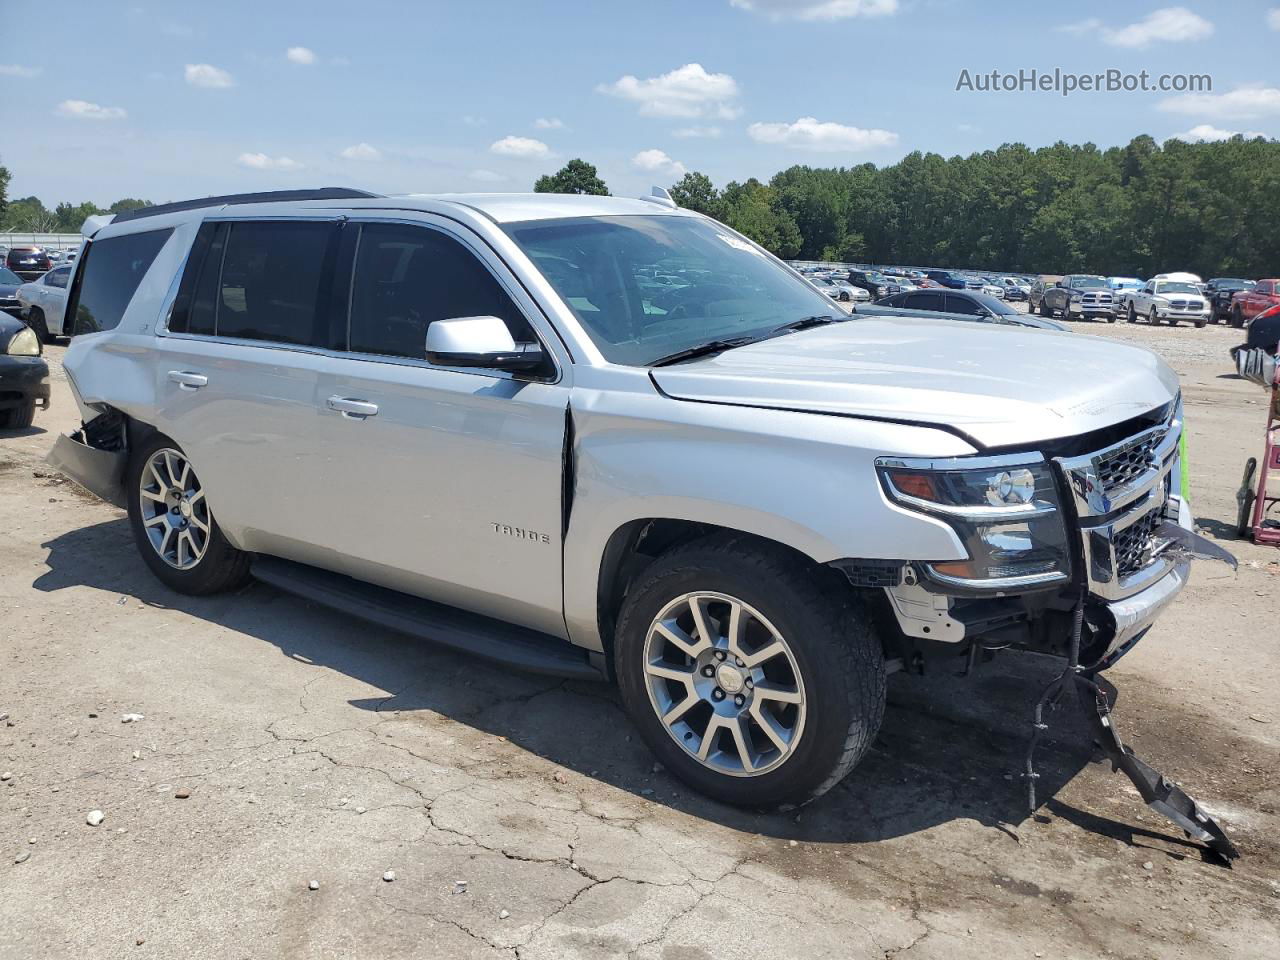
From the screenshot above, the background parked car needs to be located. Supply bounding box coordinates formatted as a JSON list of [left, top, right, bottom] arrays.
[[998, 277, 1030, 300], [858, 291, 1067, 330], [16, 264, 72, 342], [1027, 275, 1062, 312], [1228, 278, 1280, 328], [1124, 278, 1210, 327], [923, 269, 967, 289], [6, 246, 53, 281], [0, 309, 50, 429], [1203, 278, 1254, 324], [1038, 274, 1116, 322], [0, 267, 25, 318]]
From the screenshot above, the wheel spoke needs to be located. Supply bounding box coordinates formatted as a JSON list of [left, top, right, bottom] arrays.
[[662, 692, 700, 726], [724, 600, 746, 659], [178, 460, 192, 492], [176, 531, 190, 567], [750, 702, 790, 755], [189, 514, 210, 534], [159, 525, 174, 557], [163, 452, 180, 489], [687, 597, 717, 652], [752, 681, 803, 705], [739, 638, 786, 669], [645, 661, 696, 685], [147, 461, 168, 494], [725, 715, 758, 772], [653, 620, 708, 659], [143, 514, 168, 529], [140, 487, 167, 503], [697, 715, 727, 761]]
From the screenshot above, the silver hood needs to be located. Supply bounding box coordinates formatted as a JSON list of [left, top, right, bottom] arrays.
[[650, 318, 1180, 449]]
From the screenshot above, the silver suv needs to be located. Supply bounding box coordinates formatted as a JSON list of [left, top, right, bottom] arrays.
[[49, 188, 1200, 811]]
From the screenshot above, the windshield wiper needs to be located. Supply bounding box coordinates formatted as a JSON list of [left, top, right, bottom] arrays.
[[771, 314, 843, 335], [650, 336, 760, 367]]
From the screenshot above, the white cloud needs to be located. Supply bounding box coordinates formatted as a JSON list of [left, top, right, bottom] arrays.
[[632, 149, 687, 177], [534, 117, 565, 129], [490, 135, 551, 159], [1060, 7, 1213, 48], [747, 116, 898, 151], [1173, 124, 1266, 142], [469, 169, 508, 183], [0, 64, 41, 78], [599, 63, 741, 119], [185, 63, 234, 88], [729, 0, 897, 20], [1158, 86, 1280, 120], [1270, 8, 1280, 30], [237, 152, 302, 170], [339, 142, 381, 160], [286, 46, 317, 65], [56, 100, 127, 121], [672, 125, 722, 138]]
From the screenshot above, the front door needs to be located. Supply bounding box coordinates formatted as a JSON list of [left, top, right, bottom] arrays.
[[312, 218, 571, 638]]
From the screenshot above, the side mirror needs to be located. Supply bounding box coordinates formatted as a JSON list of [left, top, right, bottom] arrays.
[[425, 316, 545, 373]]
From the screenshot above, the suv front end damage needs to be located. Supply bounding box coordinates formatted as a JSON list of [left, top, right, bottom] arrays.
[[865, 400, 1242, 859]]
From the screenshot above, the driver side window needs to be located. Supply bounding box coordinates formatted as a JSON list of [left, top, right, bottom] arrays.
[[347, 223, 532, 360]]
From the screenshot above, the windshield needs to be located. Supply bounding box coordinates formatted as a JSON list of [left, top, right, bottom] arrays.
[[505, 215, 837, 366], [1156, 282, 1200, 295], [1068, 276, 1107, 289], [975, 294, 1019, 315], [0, 267, 20, 284]]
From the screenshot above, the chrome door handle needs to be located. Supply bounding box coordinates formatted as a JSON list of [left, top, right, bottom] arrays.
[[168, 370, 208, 390], [327, 396, 379, 419]]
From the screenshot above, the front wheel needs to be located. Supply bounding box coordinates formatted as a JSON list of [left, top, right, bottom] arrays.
[[126, 434, 251, 595], [26, 308, 51, 344], [1231, 305, 1245, 328], [615, 535, 886, 809], [0, 399, 35, 429], [1127, 303, 1137, 323]]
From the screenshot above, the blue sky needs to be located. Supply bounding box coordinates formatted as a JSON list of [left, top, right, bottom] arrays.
[[2, 1, 1278, 205]]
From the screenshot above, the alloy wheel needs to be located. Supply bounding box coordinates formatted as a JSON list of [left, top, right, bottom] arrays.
[[642, 592, 806, 777], [138, 448, 211, 570]]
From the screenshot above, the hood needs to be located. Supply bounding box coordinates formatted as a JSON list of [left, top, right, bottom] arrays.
[[0, 282, 18, 298], [650, 318, 1179, 449]]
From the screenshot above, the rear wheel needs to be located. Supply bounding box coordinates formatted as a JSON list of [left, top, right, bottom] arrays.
[[1127, 303, 1137, 323], [0, 399, 35, 429], [615, 535, 886, 809], [26, 308, 51, 344], [126, 434, 251, 595], [1231, 305, 1245, 328], [1237, 458, 1258, 539], [1039, 299, 1052, 318]]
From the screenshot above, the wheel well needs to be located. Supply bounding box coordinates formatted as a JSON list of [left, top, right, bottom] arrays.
[[595, 519, 840, 663]]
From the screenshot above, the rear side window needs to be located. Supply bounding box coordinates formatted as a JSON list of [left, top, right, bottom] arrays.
[[346, 222, 532, 359], [215, 221, 334, 345], [904, 291, 944, 312], [944, 293, 981, 315], [69, 228, 172, 335]]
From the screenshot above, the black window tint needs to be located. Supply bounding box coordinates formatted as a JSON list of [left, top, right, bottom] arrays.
[[905, 291, 944, 311], [71, 228, 173, 335], [170, 222, 227, 336], [46, 267, 70, 288], [348, 222, 532, 359], [216, 221, 333, 345], [944, 293, 981, 315]]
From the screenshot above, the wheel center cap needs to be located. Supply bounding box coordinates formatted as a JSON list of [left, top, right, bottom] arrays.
[[179, 500, 192, 519], [715, 663, 746, 695]]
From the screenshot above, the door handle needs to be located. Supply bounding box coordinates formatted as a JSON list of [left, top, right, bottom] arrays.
[[168, 370, 208, 390], [327, 396, 379, 419]]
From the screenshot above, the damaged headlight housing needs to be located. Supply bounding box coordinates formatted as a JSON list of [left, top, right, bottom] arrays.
[[878, 455, 1071, 591]]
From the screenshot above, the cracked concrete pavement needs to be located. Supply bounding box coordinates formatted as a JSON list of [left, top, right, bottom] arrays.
[[2, 324, 1279, 959]]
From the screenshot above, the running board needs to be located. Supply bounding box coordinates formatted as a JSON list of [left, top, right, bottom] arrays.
[[251, 556, 604, 681]]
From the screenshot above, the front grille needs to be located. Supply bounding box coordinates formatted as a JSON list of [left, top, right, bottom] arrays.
[[1113, 508, 1161, 578], [1096, 430, 1165, 494]]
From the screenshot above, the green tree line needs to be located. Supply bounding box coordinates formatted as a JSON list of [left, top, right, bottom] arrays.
[[661, 135, 1280, 278], [0, 195, 153, 233]]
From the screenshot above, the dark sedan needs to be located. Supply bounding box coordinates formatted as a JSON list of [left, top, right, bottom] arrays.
[[0, 266, 24, 317], [0, 312, 50, 428], [872, 288, 1067, 330]]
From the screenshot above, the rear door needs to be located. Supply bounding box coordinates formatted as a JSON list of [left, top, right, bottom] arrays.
[[309, 217, 571, 636], [154, 217, 342, 552]]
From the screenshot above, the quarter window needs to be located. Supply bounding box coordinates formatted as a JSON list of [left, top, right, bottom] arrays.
[[346, 222, 532, 359], [70, 228, 173, 336]]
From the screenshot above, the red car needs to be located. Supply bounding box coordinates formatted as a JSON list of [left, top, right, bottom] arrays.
[[5, 246, 53, 282], [1230, 278, 1280, 328]]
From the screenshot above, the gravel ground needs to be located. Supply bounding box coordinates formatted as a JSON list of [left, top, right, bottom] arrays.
[[2, 329, 1278, 960]]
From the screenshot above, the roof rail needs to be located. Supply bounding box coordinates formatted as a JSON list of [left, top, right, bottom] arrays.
[[110, 187, 383, 223]]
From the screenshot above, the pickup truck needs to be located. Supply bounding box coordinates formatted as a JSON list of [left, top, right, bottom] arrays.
[[42, 187, 1235, 850], [1229, 278, 1280, 328], [922, 270, 967, 290], [1204, 278, 1253, 323], [1037, 274, 1117, 322], [1124, 279, 1211, 327]]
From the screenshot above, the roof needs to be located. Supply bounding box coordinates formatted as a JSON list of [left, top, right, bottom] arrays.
[[401, 192, 691, 224]]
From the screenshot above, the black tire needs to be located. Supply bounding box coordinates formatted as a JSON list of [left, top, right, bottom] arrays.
[[26, 308, 52, 344], [1194, 316, 1206, 328], [1149, 308, 1160, 326], [126, 433, 251, 595], [0, 399, 36, 429], [1237, 457, 1258, 539], [615, 534, 886, 809], [1127, 303, 1137, 323], [1039, 299, 1052, 318], [1231, 305, 1245, 328]]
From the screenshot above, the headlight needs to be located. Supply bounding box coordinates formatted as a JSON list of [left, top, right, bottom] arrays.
[[876, 286, 886, 296], [1070, 292, 1082, 301], [6, 326, 40, 356], [877, 456, 1071, 590]]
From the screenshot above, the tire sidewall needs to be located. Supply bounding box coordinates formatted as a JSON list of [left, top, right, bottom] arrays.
[[615, 548, 878, 808]]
